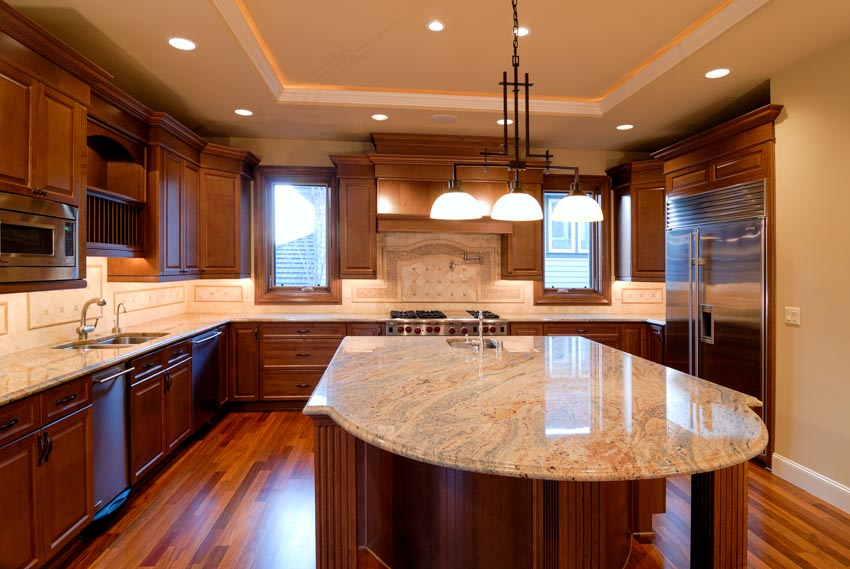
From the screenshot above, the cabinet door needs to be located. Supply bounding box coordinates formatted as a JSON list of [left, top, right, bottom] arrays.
[[339, 178, 377, 278], [40, 407, 93, 558], [32, 84, 83, 205], [0, 431, 43, 569], [501, 183, 543, 280], [229, 323, 259, 401], [0, 61, 35, 197], [164, 360, 193, 453], [621, 323, 645, 358], [129, 374, 165, 483], [647, 324, 665, 365], [631, 185, 665, 280], [162, 152, 184, 276], [200, 170, 243, 276], [261, 370, 323, 401], [182, 162, 200, 274]]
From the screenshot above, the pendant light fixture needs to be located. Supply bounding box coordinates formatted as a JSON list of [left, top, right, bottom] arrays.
[[430, 165, 483, 220], [429, 0, 604, 223]]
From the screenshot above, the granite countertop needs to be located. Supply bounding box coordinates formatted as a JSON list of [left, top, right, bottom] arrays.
[[304, 335, 766, 481], [0, 311, 664, 408]]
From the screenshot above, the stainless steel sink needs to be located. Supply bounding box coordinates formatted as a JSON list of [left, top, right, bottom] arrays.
[[446, 338, 502, 350], [53, 332, 169, 350]]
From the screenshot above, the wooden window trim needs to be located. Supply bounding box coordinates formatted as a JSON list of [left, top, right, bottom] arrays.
[[534, 174, 612, 306], [254, 166, 341, 304]]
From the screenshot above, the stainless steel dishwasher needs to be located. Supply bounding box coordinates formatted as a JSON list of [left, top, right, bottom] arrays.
[[92, 363, 133, 521], [192, 327, 224, 431]]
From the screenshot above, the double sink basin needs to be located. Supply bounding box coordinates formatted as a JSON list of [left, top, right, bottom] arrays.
[[53, 332, 169, 350]]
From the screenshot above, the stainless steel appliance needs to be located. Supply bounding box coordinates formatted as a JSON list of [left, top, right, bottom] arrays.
[[92, 363, 133, 521], [665, 181, 768, 438], [192, 327, 224, 431], [385, 309, 508, 336], [0, 193, 78, 282]]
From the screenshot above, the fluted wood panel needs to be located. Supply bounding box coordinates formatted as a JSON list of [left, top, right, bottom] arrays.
[[312, 416, 358, 569], [691, 462, 748, 569], [558, 480, 631, 569]]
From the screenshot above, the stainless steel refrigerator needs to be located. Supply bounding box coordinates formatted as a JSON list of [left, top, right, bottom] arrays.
[[665, 181, 768, 446]]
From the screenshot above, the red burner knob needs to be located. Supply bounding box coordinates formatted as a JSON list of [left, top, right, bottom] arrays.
[[434, 326, 441, 333], [414, 328, 421, 334], [405, 326, 412, 333], [426, 326, 433, 333], [448, 327, 456, 334], [461, 327, 468, 335], [489, 326, 497, 333]]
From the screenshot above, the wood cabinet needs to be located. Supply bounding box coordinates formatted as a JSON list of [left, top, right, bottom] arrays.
[[229, 323, 260, 402], [259, 323, 345, 403], [501, 182, 544, 280], [509, 322, 544, 336], [647, 323, 665, 365], [128, 341, 193, 482], [544, 322, 622, 350], [199, 144, 258, 278], [339, 178, 378, 278], [621, 323, 646, 358], [608, 160, 665, 282], [346, 322, 384, 336], [161, 152, 199, 277], [0, 59, 85, 207], [0, 376, 93, 569]]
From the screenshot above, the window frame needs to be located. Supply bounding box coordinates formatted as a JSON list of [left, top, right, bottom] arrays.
[[254, 166, 341, 305], [534, 174, 612, 306]]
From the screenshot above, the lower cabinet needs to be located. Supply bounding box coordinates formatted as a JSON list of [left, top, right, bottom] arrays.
[[543, 322, 623, 350], [509, 322, 544, 336], [647, 323, 665, 365], [0, 397, 93, 569], [229, 323, 259, 401], [129, 342, 193, 483]]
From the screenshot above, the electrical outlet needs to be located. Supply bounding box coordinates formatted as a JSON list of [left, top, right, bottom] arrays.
[[784, 306, 801, 326]]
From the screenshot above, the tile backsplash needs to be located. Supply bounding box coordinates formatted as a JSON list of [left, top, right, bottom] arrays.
[[0, 233, 664, 355]]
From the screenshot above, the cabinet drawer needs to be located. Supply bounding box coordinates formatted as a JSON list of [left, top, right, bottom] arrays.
[[260, 322, 346, 339], [544, 323, 621, 336], [260, 339, 342, 368], [345, 322, 384, 336], [41, 377, 92, 424], [130, 351, 165, 384], [261, 371, 323, 400], [0, 396, 39, 447], [509, 322, 543, 336], [165, 340, 192, 366]]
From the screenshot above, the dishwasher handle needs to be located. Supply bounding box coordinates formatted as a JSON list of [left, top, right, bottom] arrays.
[[192, 330, 223, 345], [93, 367, 135, 385]]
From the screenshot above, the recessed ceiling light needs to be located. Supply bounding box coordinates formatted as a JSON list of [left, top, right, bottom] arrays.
[[430, 114, 457, 124], [616, 124, 634, 131], [168, 37, 196, 51], [234, 109, 253, 117], [371, 114, 389, 121], [704, 68, 731, 79], [516, 26, 529, 37], [497, 118, 514, 125], [427, 20, 445, 32]]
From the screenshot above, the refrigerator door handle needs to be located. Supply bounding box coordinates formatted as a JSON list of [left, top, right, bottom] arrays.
[[692, 229, 702, 376], [687, 232, 694, 375], [699, 304, 715, 344]]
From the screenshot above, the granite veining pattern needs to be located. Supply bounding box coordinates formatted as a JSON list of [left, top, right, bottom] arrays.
[[304, 336, 767, 481]]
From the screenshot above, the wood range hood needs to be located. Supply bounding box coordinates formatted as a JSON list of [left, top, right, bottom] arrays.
[[334, 133, 558, 235]]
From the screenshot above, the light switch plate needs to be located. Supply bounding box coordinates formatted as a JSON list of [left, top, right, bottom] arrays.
[[784, 306, 801, 326]]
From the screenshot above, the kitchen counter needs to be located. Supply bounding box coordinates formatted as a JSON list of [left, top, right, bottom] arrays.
[[304, 335, 764, 481], [0, 311, 664, 408]]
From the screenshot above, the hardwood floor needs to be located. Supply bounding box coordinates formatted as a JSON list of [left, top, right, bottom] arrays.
[[64, 412, 850, 569]]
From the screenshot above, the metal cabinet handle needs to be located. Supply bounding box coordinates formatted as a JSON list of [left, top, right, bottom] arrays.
[[295, 353, 311, 357], [37, 434, 45, 466], [43, 431, 53, 462], [0, 418, 18, 430], [56, 393, 78, 406], [172, 350, 185, 357], [576, 329, 590, 334], [296, 329, 310, 334], [296, 383, 310, 388], [93, 367, 135, 384], [164, 371, 172, 392], [143, 362, 156, 369]]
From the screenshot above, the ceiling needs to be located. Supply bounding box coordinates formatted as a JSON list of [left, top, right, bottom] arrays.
[[8, 0, 850, 152]]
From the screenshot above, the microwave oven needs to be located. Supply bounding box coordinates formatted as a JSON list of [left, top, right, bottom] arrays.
[[0, 193, 78, 282]]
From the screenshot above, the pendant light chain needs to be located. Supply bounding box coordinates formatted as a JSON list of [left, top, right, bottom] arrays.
[[512, 0, 520, 66]]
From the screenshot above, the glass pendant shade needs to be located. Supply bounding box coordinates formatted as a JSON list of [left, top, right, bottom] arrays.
[[490, 191, 543, 221], [429, 188, 483, 220], [551, 193, 604, 222]]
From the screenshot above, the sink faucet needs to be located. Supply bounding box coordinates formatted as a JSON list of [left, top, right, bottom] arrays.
[[77, 297, 107, 340], [477, 309, 484, 350], [112, 302, 127, 334]]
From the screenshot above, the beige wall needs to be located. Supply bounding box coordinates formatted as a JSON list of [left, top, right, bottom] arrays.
[[773, 39, 850, 492]]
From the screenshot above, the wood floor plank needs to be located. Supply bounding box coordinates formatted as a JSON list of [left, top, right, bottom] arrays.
[[60, 412, 850, 569]]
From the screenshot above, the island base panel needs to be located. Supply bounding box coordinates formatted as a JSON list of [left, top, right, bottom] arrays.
[[691, 461, 748, 569]]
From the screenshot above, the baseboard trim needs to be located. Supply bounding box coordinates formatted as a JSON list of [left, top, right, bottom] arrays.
[[772, 453, 850, 514]]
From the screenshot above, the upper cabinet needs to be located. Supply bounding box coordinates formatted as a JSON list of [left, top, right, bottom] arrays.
[[332, 155, 377, 279], [607, 160, 665, 282]]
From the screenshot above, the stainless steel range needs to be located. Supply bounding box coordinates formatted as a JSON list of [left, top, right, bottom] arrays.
[[385, 309, 507, 336]]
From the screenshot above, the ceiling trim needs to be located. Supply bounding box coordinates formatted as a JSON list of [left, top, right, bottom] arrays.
[[213, 0, 772, 118]]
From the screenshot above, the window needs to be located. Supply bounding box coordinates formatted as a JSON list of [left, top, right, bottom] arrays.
[[534, 175, 611, 305], [254, 167, 340, 304]]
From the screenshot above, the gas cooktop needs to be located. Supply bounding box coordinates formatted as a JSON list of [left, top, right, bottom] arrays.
[[385, 309, 506, 336]]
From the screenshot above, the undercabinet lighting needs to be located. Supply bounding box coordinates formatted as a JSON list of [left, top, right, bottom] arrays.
[[705, 68, 731, 79], [427, 20, 445, 32], [497, 118, 514, 125], [234, 109, 253, 116], [168, 37, 196, 51], [616, 124, 634, 131], [371, 114, 389, 121]]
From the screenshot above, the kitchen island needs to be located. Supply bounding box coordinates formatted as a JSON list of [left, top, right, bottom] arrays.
[[303, 335, 767, 569]]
